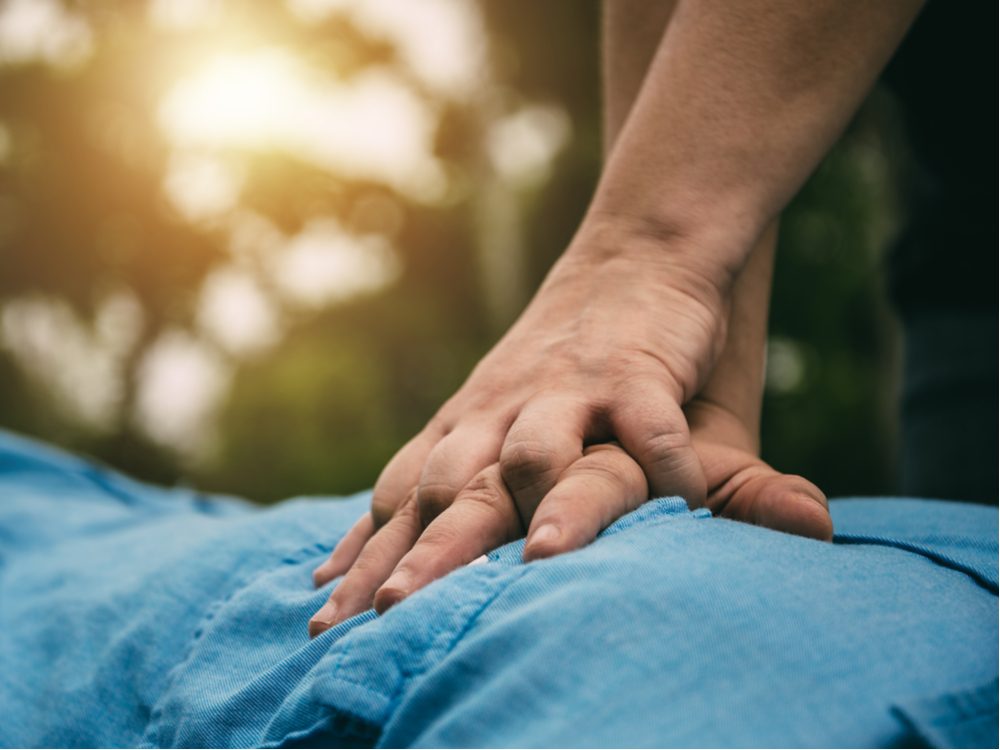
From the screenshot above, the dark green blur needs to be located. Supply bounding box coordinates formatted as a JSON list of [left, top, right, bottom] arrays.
[[0, 1, 904, 503]]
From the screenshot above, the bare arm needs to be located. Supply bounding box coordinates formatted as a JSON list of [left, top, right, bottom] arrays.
[[308, 0, 912, 634], [593, 0, 922, 288], [601, 0, 829, 538], [603, 0, 773, 445]]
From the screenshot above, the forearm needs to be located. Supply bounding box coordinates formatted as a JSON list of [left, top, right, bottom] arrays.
[[593, 0, 922, 287], [603, 0, 774, 448]]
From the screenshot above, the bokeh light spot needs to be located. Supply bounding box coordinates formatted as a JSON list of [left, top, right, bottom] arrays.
[[271, 218, 401, 309], [0, 0, 93, 69]]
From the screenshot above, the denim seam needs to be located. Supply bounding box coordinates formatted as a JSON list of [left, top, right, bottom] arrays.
[[308, 583, 488, 724], [308, 585, 510, 733], [315, 618, 366, 720], [834, 533, 998, 594], [311, 661, 397, 724], [385, 566, 532, 719], [140, 541, 330, 748]]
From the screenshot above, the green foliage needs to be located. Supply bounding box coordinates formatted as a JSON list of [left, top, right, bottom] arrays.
[[0, 0, 904, 502], [765, 92, 903, 496]]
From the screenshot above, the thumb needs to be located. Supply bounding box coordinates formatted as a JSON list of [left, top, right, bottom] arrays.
[[699, 441, 832, 541]]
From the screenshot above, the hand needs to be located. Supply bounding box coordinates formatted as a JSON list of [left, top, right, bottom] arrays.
[[308, 395, 831, 637], [309, 442, 648, 637], [353, 220, 730, 547], [308, 221, 737, 636]]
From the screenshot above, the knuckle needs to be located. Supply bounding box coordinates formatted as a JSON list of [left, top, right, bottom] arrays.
[[460, 472, 506, 511], [425, 411, 453, 437], [370, 495, 395, 529], [371, 484, 418, 529], [417, 480, 457, 523], [500, 439, 560, 489], [637, 428, 691, 465], [458, 470, 520, 533]]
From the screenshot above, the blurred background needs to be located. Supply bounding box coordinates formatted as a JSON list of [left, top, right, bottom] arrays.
[[0, 0, 906, 503]]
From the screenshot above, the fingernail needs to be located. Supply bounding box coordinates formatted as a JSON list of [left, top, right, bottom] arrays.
[[468, 555, 489, 566], [524, 524, 561, 561], [374, 571, 412, 615], [380, 570, 412, 599], [528, 524, 560, 548], [308, 601, 338, 638]]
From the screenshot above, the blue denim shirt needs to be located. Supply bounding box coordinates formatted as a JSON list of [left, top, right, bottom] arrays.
[[0, 429, 996, 748]]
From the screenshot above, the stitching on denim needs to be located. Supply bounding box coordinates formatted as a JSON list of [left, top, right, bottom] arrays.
[[141, 541, 331, 748], [327, 597, 473, 717], [834, 533, 999, 594], [308, 642, 399, 725], [250, 510, 704, 741], [384, 566, 532, 718], [397, 571, 516, 677], [316, 614, 368, 719]]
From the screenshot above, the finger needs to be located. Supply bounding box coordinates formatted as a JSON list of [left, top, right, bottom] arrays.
[[312, 512, 374, 587], [374, 464, 521, 614], [308, 491, 422, 638], [523, 443, 648, 561], [701, 442, 832, 541], [611, 378, 706, 506], [315, 427, 442, 588], [416, 420, 509, 527], [499, 395, 590, 525], [371, 427, 441, 529], [737, 473, 831, 541]]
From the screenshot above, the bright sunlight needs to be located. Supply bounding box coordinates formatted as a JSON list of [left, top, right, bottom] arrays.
[[159, 48, 445, 199]]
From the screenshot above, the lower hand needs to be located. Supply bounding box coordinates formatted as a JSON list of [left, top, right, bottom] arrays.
[[308, 395, 830, 637]]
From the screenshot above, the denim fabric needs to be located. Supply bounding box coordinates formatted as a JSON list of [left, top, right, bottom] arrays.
[[0, 429, 996, 748]]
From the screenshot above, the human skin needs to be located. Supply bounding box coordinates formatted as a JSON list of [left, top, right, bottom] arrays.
[[309, 0, 921, 635], [307, 222, 832, 637]]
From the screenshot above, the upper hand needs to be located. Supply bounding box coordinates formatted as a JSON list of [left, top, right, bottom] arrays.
[[370, 222, 730, 539], [308, 364, 832, 638], [308, 223, 737, 635]]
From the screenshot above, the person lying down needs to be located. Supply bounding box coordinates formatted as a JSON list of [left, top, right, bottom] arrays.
[[3, 1, 997, 747], [0, 429, 995, 748]]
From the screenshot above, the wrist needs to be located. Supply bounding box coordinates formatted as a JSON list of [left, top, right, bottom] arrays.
[[574, 205, 760, 296], [684, 223, 778, 451]]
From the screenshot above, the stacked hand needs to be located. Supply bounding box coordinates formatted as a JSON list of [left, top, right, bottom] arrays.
[[305, 0, 922, 635], [309, 228, 831, 637], [309, 376, 830, 638]]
